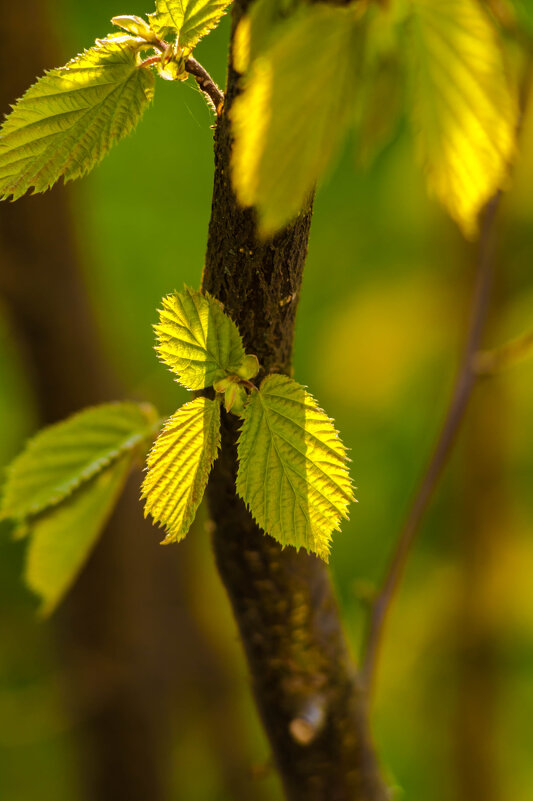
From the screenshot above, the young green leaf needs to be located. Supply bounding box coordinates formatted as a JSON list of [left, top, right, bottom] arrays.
[[155, 287, 246, 390], [355, 53, 403, 169], [353, 8, 404, 169], [236, 375, 354, 560], [231, 4, 365, 236], [233, 0, 303, 74], [112, 15, 161, 43], [0, 35, 155, 200], [149, 0, 232, 50], [141, 397, 221, 542], [408, 0, 517, 237], [0, 402, 157, 521], [25, 453, 132, 617]]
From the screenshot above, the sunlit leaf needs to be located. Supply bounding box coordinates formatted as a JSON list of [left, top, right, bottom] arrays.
[[0, 35, 155, 200], [155, 287, 246, 390], [236, 374, 354, 560], [141, 396, 221, 542], [233, 0, 302, 74], [25, 454, 132, 616], [112, 15, 160, 42], [149, 0, 232, 50], [408, 0, 517, 237], [354, 9, 404, 169], [356, 59, 403, 169], [0, 402, 157, 521], [231, 4, 365, 236]]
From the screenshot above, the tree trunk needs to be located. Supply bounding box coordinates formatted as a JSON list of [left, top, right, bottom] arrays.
[[201, 4, 389, 800]]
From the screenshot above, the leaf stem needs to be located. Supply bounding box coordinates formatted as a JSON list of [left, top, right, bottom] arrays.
[[139, 55, 161, 68], [139, 53, 224, 113], [360, 193, 500, 694], [239, 378, 258, 392]]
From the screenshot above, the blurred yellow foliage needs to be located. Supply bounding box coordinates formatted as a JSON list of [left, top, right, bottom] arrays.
[[314, 274, 456, 411]]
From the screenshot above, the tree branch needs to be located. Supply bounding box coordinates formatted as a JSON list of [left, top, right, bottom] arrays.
[[360, 195, 500, 692], [185, 56, 224, 113]]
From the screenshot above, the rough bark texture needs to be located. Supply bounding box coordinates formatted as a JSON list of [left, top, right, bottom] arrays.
[[202, 6, 389, 800]]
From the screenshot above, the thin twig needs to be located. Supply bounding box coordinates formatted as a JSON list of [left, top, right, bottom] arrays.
[[360, 47, 533, 694], [185, 56, 224, 113], [360, 194, 500, 693], [139, 55, 160, 68], [138, 53, 224, 113]]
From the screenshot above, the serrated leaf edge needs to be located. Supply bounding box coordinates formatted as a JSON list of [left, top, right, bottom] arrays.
[[0, 401, 157, 523]]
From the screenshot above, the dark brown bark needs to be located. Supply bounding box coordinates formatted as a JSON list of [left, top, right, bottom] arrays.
[[201, 6, 388, 800]]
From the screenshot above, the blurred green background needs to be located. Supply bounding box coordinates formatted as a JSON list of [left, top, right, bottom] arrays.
[[1, 1, 533, 800]]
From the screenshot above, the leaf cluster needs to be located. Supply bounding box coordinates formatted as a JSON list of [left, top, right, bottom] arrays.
[[1, 0, 522, 241], [0, 403, 160, 614], [0, 0, 231, 200], [142, 288, 355, 561], [0, 289, 354, 613], [231, 0, 520, 238]]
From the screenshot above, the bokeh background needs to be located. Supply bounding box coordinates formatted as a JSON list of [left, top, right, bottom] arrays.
[[1, 1, 533, 800]]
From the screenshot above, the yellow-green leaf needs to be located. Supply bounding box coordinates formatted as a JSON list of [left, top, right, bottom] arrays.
[[236, 375, 354, 560], [233, 0, 303, 74], [231, 4, 365, 237], [149, 0, 232, 50], [141, 396, 221, 542], [25, 453, 132, 616], [0, 402, 157, 521], [0, 35, 155, 200], [155, 287, 246, 390], [354, 7, 404, 169], [112, 15, 161, 43], [408, 0, 517, 237]]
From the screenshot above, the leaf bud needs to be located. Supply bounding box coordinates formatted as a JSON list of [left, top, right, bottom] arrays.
[[224, 384, 247, 416], [235, 354, 260, 380], [213, 376, 234, 393]]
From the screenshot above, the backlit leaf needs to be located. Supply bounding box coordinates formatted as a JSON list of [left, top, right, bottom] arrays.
[[354, 7, 404, 169], [355, 53, 403, 169], [0, 35, 155, 200], [236, 374, 354, 560], [112, 15, 160, 42], [155, 287, 246, 390], [0, 402, 157, 521], [141, 396, 221, 542], [233, 0, 302, 74], [25, 454, 132, 616], [231, 4, 365, 236], [408, 0, 517, 237], [149, 0, 232, 50]]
